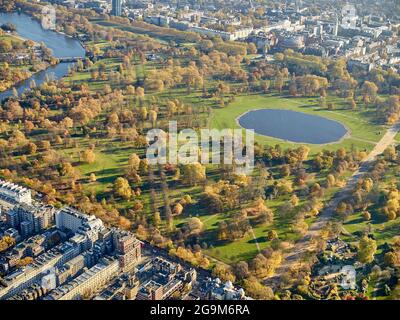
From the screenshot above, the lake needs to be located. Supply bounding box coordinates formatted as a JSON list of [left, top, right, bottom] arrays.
[[238, 109, 349, 144], [0, 12, 85, 100]]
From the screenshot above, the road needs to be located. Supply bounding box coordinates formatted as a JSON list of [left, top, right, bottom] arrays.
[[265, 122, 400, 289]]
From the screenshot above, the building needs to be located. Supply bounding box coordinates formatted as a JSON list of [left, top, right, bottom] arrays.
[[94, 273, 139, 300], [0, 180, 32, 207], [55, 207, 104, 234], [341, 4, 358, 29], [0, 250, 68, 299], [135, 257, 195, 300], [203, 278, 248, 300], [6, 204, 55, 238], [0, 180, 144, 301], [137, 279, 164, 300], [279, 35, 305, 50], [112, 230, 141, 272], [5, 210, 20, 229], [43, 257, 119, 300], [111, 0, 122, 16], [188, 26, 253, 41]]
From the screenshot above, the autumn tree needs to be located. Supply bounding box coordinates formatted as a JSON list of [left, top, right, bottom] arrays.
[[186, 217, 204, 235], [89, 173, 97, 182], [80, 148, 96, 164], [180, 163, 206, 186], [212, 264, 236, 282], [113, 177, 132, 200], [243, 277, 274, 299], [358, 236, 377, 264], [361, 81, 379, 106], [234, 261, 250, 280]]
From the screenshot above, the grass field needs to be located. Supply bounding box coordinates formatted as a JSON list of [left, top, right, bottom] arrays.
[[0, 34, 24, 45], [341, 163, 400, 256], [60, 39, 389, 265], [53, 81, 387, 264]]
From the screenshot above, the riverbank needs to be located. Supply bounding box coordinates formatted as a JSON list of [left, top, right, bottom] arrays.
[[0, 32, 56, 93], [0, 11, 85, 100]]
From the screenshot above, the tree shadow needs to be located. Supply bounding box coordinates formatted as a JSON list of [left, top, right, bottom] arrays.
[[248, 236, 267, 244]]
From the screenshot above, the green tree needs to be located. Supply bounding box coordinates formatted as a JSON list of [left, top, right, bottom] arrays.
[[358, 236, 377, 264]]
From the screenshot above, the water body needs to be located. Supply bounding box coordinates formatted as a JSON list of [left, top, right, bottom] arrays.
[[238, 109, 348, 144], [0, 12, 85, 100]]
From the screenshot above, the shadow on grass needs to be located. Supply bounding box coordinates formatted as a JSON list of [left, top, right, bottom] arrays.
[[248, 236, 267, 244], [94, 167, 121, 177]]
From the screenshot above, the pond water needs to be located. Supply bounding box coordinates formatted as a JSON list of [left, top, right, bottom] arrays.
[[238, 109, 348, 144], [0, 12, 85, 58], [0, 12, 85, 100]]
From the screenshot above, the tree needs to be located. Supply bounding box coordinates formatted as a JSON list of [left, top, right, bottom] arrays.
[[327, 102, 335, 110], [80, 149, 96, 164], [267, 230, 278, 240], [136, 87, 145, 103], [140, 106, 148, 120], [280, 164, 291, 177], [358, 236, 377, 264], [384, 251, 398, 267], [0, 235, 15, 252], [181, 163, 206, 186], [326, 174, 336, 188], [128, 153, 141, 171], [186, 217, 204, 235], [247, 43, 257, 54], [5, 100, 23, 120], [173, 203, 184, 215], [89, 173, 97, 182], [289, 80, 297, 96], [250, 198, 273, 226], [349, 98, 357, 110], [60, 162, 78, 179], [25, 142, 37, 155], [361, 81, 378, 106], [290, 194, 299, 206], [212, 264, 236, 282], [261, 80, 270, 93], [118, 216, 132, 230], [113, 177, 132, 200], [384, 145, 397, 162], [243, 277, 274, 300], [15, 257, 33, 267], [153, 211, 161, 227], [363, 211, 371, 221], [274, 76, 284, 93], [234, 261, 250, 280], [139, 159, 149, 174], [149, 110, 157, 126]]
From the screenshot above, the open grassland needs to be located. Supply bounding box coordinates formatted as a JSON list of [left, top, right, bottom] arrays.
[[342, 163, 400, 256], [60, 38, 388, 265]]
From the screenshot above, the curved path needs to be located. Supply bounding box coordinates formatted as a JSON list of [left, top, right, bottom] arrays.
[[265, 122, 400, 289]]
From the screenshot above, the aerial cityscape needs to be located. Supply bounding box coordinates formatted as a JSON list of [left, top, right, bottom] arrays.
[[0, 0, 399, 303]]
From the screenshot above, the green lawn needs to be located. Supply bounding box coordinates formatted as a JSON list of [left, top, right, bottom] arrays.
[[342, 163, 400, 254], [0, 34, 24, 45], [46, 34, 390, 267]]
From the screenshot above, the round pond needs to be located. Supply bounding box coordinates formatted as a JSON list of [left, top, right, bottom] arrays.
[[237, 109, 348, 144]]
